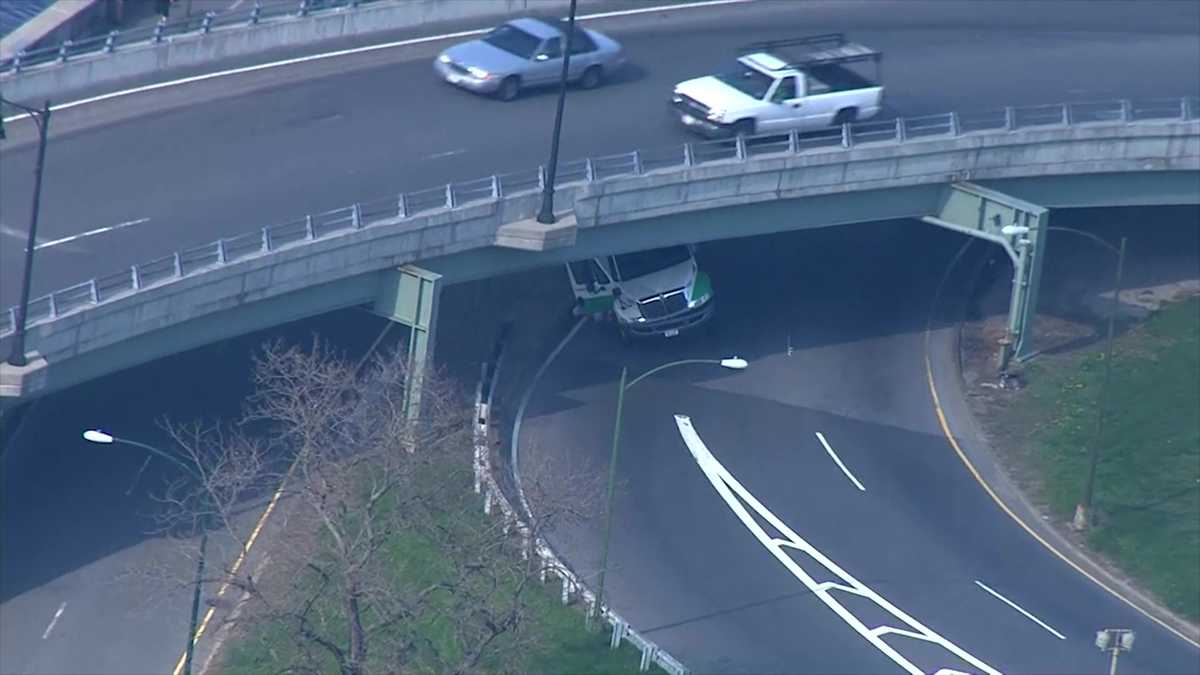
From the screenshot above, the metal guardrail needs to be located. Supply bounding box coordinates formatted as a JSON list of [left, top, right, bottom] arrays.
[[473, 331, 686, 674], [0, 0, 383, 75], [1, 97, 1196, 339]]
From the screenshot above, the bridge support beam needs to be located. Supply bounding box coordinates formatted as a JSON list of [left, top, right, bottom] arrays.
[[922, 182, 1049, 373], [373, 265, 442, 431]]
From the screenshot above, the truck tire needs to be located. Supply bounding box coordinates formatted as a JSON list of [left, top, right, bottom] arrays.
[[580, 65, 604, 89], [732, 119, 756, 138], [497, 76, 521, 101], [832, 107, 859, 126]]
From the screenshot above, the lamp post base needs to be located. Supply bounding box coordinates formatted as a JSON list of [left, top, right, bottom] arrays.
[[1072, 503, 1090, 531]]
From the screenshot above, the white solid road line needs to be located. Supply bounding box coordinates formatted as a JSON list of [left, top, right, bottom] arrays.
[[33, 218, 151, 250], [41, 602, 66, 639], [815, 431, 866, 492], [1, 0, 753, 125], [674, 415, 1000, 675], [974, 579, 1068, 640]]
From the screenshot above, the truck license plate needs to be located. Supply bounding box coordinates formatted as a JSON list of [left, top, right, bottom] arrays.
[[664, 328, 680, 338]]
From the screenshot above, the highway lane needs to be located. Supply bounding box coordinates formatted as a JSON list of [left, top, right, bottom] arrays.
[[3, 0, 1199, 308], [516, 211, 1200, 674]]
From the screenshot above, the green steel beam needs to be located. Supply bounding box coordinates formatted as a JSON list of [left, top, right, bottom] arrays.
[[373, 265, 443, 427], [922, 182, 1049, 371]]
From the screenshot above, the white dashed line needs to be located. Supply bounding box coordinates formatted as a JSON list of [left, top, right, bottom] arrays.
[[41, 602, 66, 639], [815, 431, 865, 492], [425, 148, 467, 160], [34, 218, 151, 250], [975, 580, 1067, 640]]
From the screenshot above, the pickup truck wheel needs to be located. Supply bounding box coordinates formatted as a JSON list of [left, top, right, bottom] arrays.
[[732, 119, 756, 138], [580, 65, 604, 89], [832, 107, 859, 126], [497, 76, 521, 101]]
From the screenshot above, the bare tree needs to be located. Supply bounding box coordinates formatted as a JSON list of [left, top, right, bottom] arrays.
[[145, 337, 599, 675]]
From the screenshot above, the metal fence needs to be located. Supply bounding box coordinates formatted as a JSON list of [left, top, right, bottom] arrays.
[[2, 97, 1196, 339], [473, 331, 687, 674], [0, 0, 384, 75]]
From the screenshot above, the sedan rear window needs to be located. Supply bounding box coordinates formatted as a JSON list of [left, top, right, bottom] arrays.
[[484, 24, 541, 59]]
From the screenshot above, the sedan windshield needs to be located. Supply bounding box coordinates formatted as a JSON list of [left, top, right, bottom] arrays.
[[615, 246, 692, 281], [716, 68, 774, 100], [483, 24, 541, 59]]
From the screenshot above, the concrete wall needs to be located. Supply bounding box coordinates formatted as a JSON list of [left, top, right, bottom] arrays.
[[0, 0, 109, 61], [4, 121, 1198, 398], [0, 0, 604, 104]]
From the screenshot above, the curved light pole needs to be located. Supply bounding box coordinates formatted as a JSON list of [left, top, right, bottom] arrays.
[[591, 357, 749, 622], [1, 97, 53, 367], [83, 429, 207, 675], [1003, 225, 1127, 530]]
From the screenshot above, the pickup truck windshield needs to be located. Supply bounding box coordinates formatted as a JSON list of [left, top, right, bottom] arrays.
[[716, 68, 774, 100], [615, 246, 692, 281], [483, 25, 541, 59]]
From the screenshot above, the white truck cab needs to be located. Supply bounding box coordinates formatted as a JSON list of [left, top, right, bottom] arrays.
[[567, 244, 714, 341], [671, 33, 884, 138]]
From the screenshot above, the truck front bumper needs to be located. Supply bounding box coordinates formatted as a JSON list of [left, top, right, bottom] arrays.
[[669, 101, 733, 139], [621, 299, 715, 339]]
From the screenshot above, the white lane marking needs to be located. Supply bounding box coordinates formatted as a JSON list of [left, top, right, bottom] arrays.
[[974, 580, 1067, 640], [1, 0, 753, 124], [0, 224, 49, 247], [41, 602, 66, 639], [425, 148, 466, 160], [33, 218, 150, 250], [815, 431, 866, 492], [674, 415, 1000, 675]]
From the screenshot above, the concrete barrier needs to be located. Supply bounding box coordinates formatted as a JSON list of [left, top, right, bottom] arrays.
[[3, 114, 1198, 399], [0, 0, 607, 103]]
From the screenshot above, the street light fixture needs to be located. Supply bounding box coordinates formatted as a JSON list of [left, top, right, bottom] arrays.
[[1, 97, 53, 367], [1001, 225, 1128, 530], [1096, 628, 1135, 674], [83, 429, 206, 675], [591, 356, 749, 623], [535, 0, 579, 225]]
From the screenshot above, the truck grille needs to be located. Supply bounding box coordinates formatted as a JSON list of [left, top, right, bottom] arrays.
[[638, 288, 688, 319], [674, 94, 710, 118]]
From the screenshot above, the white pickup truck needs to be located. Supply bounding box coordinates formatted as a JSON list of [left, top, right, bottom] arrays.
[[671, 34, 884, 138]]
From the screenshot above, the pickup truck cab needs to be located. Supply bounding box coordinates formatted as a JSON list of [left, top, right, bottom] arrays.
[[567, 245, 714, 341], [671, 33, 884, 138]]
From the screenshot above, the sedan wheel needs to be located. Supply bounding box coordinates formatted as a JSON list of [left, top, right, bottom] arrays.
[[498, 76, 520, 101], [580, 66, 604, 89]]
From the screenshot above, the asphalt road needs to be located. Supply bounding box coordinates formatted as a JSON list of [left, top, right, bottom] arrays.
[[2, 0, 1199, 308], [518, 208, 1200, 674]]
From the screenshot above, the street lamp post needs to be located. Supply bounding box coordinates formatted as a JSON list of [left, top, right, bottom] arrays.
[[1095, 628, 1135, 675], [1, 98, 53, 367], [591, 357, 749, 623], [1002, 225, 1127, 530], [83, 429, 207, 675], [535, 0, 579, 225]]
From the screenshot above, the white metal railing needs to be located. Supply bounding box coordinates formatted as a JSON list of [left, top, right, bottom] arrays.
[[0, 0, 378, 76], [472, 331, 687, 674], [2, 97, 1196, 340]]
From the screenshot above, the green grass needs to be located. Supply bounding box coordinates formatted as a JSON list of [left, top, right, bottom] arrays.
[[220, 469, 656, 675], [1019, 298, 1200, 622]]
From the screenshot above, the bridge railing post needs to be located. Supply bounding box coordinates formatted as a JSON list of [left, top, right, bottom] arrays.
[[104, 30, 118, 53]]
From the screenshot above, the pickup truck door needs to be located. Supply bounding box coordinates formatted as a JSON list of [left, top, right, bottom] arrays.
[[796, 71, 842, 130], [758, 75, 803, 133], [566, 258, 615, 315]]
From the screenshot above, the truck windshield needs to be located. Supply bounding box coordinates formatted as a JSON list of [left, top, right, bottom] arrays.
[[716, 68, 774, 100], [614, 246, 692, 281], [483, 24, 541, 59]]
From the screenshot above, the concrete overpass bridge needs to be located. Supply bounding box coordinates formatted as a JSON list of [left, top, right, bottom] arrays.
[[2, 98, 1197, 402]]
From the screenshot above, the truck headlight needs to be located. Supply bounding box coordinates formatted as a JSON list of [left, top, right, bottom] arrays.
[[467, 66, 491, 79], [707, 108, 726, 122], [688, 292, 711, 308]]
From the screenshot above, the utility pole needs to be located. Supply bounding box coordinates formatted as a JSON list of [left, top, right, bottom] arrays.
[[535, 0, 579, 225]]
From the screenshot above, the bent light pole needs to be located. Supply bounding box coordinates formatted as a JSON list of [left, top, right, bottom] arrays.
[[1, 98, 52, 367], [592, 357, 749, 623], [1003, 225, 1127, 530], [84, 429, 207, 675], [535, 0, 579, 225]]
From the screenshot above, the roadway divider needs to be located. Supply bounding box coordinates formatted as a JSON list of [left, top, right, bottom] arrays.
[[471, 322, 688, 675]]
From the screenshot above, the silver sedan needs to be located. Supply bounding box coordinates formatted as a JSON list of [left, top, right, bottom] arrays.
[[434, 18, 626, 101]]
